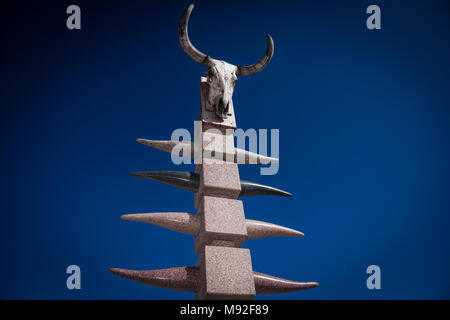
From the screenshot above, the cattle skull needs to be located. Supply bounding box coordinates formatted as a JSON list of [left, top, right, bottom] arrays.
[[178, 4, 274, 119]]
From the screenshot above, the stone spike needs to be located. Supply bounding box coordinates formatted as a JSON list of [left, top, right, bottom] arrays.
[[136, 138, 278, 164], [254, 272, 319, 294], [129, 171, 291, 197], [109, 267, 318, 294], [109, 267, 199, 292], [121, 212, 200, 235], [233, 148, 278, 165], [245, 219, 304, 239], [136, 139, 194, 157], [240, 180, 292, 197], [121, 212, 304, 239], [129, 171, 198, 192]]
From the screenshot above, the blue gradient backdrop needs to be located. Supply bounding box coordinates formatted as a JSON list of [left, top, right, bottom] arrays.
[[1, 0, 450, 299]]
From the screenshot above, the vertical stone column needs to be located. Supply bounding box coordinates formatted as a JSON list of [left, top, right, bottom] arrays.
[[109, 77, 319, 298], [194, 77, 256, 300], [109, 5, 320, 299]]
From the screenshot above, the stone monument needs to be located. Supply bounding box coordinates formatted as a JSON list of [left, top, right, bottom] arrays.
[[110, 4, 318, 300]]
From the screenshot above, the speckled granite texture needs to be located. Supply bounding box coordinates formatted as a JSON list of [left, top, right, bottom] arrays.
[[129, 170, 292, 198], [196, 246, 256, 300], [198, 162, 241, 200], [120, 212, 304, 239], [194, 197, 247, 253], [109, 265, 318, 294], [135, 138, 279, 164]]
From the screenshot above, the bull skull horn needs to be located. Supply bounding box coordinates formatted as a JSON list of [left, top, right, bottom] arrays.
[[178, 4, 274, 75], [178, 4, 211, 66], [237, 34, 274, 76]]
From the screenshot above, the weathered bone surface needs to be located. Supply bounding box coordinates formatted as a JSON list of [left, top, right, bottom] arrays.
[[136, 138, 278, 164], [178, 4, 274, 119], [129, 171, 292, 197], [109, 267, 318, 294], [121, 212, 304, 239]]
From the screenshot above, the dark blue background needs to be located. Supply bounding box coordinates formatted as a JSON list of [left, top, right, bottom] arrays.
[[1, 0, 449, 299]]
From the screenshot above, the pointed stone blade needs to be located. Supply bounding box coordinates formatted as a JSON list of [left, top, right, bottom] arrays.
[[240, 180, 292, 197], [109, 267, 200, 292], [110, 266, 318, 294], [129, 171, 199, 192], [136, 139, 194, 157], [136, 138, 278, 164], [121, 212, 200, 235], [254, 272, 319, 294], [234, 148, 279, 165], [246, 219, 304, 239], [129, 171, 291, 198], [121, 212, 303, 239]]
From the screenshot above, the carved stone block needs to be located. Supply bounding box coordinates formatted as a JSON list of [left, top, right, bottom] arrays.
[[196, 245, 256, 300], [195, 196, 247, 253], [199, 162, 241, 199]]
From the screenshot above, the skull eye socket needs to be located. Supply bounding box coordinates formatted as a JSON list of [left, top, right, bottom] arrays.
[[205, 69, 216, 82]]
